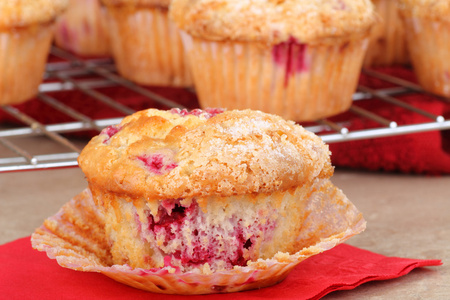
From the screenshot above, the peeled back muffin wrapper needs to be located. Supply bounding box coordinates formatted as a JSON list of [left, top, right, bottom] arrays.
[[32, 108, 365, 294], [32, 181, 364, 294]]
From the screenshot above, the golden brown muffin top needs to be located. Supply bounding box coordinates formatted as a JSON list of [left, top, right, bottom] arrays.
[[78, 109, 333, 201], [0, 0, 68, 29], [398, 0, 450, 20], [101, 0, 171, 8], [169, 0, 377, 44]]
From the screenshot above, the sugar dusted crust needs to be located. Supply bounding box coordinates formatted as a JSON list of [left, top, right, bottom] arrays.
[[169, 0, 377, 44], [78, 109, 333, 201], [398, 0, 450, 20], [0, 0, 68, 29]]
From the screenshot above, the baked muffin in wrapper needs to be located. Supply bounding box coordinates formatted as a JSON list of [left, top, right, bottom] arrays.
[[54, 0, 111, 57], [102, 0, 192, 87], [0, 0, 68, 105], [170, 0, 377, 122], [32, 108, 365, 294], [398, 0, 450, 97], [364, 0, 409, 67]]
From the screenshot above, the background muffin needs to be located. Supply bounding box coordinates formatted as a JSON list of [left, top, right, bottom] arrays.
[[0, 0, 68, 106], [77, 108, 347, 272], [364, 0, 409, 67], [54, 0, 110, 57], [398, 0, 450, 97], [170, 0, 376, 122], [101, 0, 192, 86]]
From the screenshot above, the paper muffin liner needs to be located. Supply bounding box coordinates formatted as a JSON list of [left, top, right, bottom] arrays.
[[364, 0, 409, 67], [32, 179, 365, 295], [107, 6, 192, 87], [181, 34, 369, 122], [402, 17, 450, 97], [54, 0, 110, 57], [0, 23, 54, 106]]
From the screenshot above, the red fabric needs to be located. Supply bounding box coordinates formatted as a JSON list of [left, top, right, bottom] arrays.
[[328, 67, 450, 175], [0, 237, 441, 300], [0, 86, 199, 129]]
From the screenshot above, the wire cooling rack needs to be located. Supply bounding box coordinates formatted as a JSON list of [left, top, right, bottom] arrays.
[[1, 47, 450, 172]]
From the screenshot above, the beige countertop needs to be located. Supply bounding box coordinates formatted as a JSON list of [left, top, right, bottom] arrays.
[[0, 167, 449, 299]]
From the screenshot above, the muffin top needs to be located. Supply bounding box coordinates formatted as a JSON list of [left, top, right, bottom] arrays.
[[0, 0, 68, 29], [78, 108, 333, 201], [398, 0, 450, 20], [170, 0, 376, 44], [101, 0, 171, 8]]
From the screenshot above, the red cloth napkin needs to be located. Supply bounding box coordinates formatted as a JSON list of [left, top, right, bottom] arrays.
[[0, 237, 441, 300], [328, 67, 450, 175]]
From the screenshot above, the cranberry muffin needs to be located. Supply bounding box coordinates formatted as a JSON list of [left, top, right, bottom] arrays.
[[54, 0, 110, 57], [170, 0, 376, 121], [399, 0, 450, 96], [33, 108, 365, 294], [78, 108, 336, 271], [101, 0, 192, 86]]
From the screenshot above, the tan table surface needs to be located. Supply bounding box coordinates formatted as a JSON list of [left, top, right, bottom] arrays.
[[0, 167, 449, 299]]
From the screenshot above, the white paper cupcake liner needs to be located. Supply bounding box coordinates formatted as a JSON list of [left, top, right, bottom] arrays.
[[0, 23, 54, 105], [32, 179, 365, 295], [182, 33, 369, 122], [402, 17, 450, 97]]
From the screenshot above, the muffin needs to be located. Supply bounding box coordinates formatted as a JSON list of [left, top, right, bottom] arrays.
[[78, 108, 361, 272], [398, 0, 450, 97], [0, 0, 68, 106], [101, 0, 192, 86], [54, 0, 111, 57], [169, 0, 376, 122], [33, 108, 365, 294], [364, 0, 409, 67]]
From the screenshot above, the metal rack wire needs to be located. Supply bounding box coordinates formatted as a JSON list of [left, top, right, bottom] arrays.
[[1, 47, 450, 173]]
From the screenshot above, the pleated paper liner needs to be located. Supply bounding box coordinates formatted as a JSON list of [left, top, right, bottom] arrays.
[[107, 6, 193, 87], [0, 23, 54, 106], [182, 33, 368, 122]]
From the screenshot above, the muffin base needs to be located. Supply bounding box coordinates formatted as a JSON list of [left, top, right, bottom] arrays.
[[93, 180, 329, 272], [402, 17, 450, 97], [0, 23, 54, 105], [107, 6, 192, 87], [31, 179, 365, 294], [182, 34, 369, 122]]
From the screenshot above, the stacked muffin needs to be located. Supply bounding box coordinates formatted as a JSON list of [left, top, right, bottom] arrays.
[[0, 0, 68, 105]]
